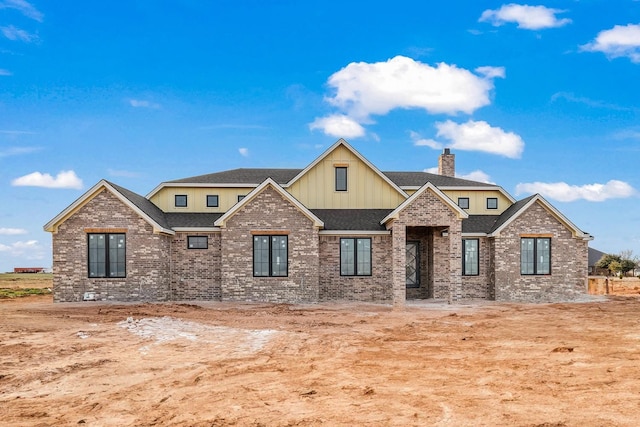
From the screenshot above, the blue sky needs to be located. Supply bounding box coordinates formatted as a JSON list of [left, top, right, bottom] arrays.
[[1, 0, 639, 272]]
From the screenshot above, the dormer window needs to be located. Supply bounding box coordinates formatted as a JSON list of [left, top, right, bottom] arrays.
[[487, 198, 498, 210], [175, 195, 187, 207], [335, 167, 347, 191], [206, 195, 219, 207], [458, 197, 470, 209]]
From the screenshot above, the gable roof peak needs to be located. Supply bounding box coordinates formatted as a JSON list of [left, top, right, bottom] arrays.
[[213, 177, 324, 228], [44, 180, 173, 235], [285, 138, 408, 197]]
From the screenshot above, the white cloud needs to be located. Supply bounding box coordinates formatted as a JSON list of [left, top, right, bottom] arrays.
[[515, 180, 636, 202], [0, 146, 41, 157], [324, 56, 503, 119], [238, 148, 249, 157], [457, 170, 494, 184], [423, 166, 493, 183], [0, 0, 43, 22], [410, 131, 443, 149], [11, 170, 83, 189], [129, 99, 161, 109], [479, 4, 571, 30], [551, 92, 635, 112], [309, 114, 366, 138], [311, 56, 504, 138], [0, 228, 27, 235], [426, 120, 524, 158], [422, 166, 495, 184], [0, 69, 12, 76], [1, 25, 37, 42], [581, 24, 640, 63], [0, 239, 45, 260]]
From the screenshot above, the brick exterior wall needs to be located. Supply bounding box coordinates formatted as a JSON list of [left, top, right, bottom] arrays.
[[460, 237, 492, 299], [49, 185, 587, 305], [52, 189, 171, 302], [170, 232, 222, 300], [219, 186, 320, 303], [318, 235, 393, 302], [493, 202, 588, 302]]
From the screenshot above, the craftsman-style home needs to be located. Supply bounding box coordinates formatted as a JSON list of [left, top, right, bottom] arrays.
[[45, 139, 592, 304]]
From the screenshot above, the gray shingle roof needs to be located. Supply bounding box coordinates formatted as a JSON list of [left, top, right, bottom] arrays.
[[166, 168, 494, 188], [168, 168, 303, 185], [588, 247, 607, 266], [489, 194, 536, 233], [107, 181, 171, 230], [462, 215, 501, 233], [311, 209, 393, 231], [382, 171, 491, 187], [165, 213, 223, 228]]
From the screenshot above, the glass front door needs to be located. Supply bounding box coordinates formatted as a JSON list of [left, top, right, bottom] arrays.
[[406, 241, 420, 288]]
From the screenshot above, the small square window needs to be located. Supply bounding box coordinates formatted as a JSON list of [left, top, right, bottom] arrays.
[[487, 198, 498, 210], [207, 195, 219, 207], [188, 236, 208, 249], [175, 195, 187, 207], [237, 195, 246, 202], [458, 197, 470, 209]]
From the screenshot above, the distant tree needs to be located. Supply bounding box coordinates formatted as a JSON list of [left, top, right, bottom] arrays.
[[610, 260, 623, 278], [619, 259, 637, 276], [618, 250, 639, 277], [596, 254, 621, 277], [597, 251, 639, 278]]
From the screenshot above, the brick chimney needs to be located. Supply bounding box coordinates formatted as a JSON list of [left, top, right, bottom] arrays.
[[438, 148, 455, 177]]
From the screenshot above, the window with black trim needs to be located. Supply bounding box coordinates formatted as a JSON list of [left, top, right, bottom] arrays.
[[335, 167, 347, 191], [88, 233, 126, 278], [237, 195, 246, 202], [487, 198, 498, 209], [458, 197, 470, 209], [206, 195, 219, 207], [175, 194, 187, 207], [521, 237, 551, 275], [188, 236, 208, 249], [340, 238, 371, 276], [253, 235, 288, 277], [462, 239, 479, 276]]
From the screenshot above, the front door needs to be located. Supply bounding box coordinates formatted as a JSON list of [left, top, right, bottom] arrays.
[[406, 241, 420, 288]]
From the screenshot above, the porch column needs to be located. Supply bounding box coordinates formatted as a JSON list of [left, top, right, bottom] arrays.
[[391, 223, 406, 306], [448, 222, 463, 302]]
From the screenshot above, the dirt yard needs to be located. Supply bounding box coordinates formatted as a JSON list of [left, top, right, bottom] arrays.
[[2, 286, 640, 426]]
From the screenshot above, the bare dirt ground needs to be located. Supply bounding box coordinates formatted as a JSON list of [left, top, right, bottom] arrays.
[[2, 287, 640, 426]]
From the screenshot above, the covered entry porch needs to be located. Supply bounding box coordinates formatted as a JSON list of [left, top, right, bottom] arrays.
[[404, 226, 453, 300], [382, 182, 468, 305]]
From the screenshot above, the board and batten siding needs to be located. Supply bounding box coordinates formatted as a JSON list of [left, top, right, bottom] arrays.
[[287, 145, 406, 209], [440, 190, 512, 215], [149, 187, 255, 212]]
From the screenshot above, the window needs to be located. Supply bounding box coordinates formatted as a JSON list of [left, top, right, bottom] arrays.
[[458, 197, 470, 209], [206, 195, 219, 207], [521, 237, 551, 275], [487, 198, 498, 210], [253, 235, 288, 277], [175, 195, 187, 207], [237, 195, 246, 202], [88, 234, 126, 278], [335, 167, 347, 191], [340, 238, 371, 276], [188, 236, 208, 249], [462, 239, 479, 276]]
